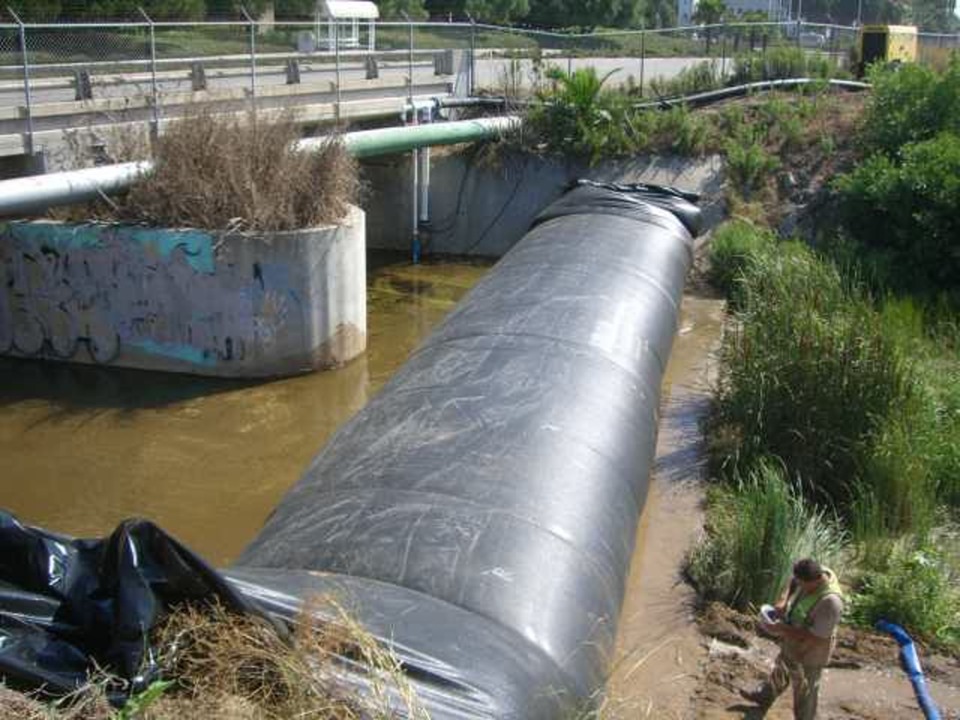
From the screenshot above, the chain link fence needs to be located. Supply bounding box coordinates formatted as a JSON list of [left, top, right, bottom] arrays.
[[919, 31, 960, 70], [0, 17, 955, 160]]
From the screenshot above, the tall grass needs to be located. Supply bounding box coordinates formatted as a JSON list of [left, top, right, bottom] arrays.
[[710, 240, 911, 512], [705, 220, 960, 646], [648, 60, 722, 98], [705, 219, 774, 304], [729, 46, 844, 84], [687, 460, 846, 611]]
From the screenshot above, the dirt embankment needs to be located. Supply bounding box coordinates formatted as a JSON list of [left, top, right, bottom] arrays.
[[697, 601, 960, 719], [607, 278, 960, 718]]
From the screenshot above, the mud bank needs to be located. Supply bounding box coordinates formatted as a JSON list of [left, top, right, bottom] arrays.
[[606, 292, 725, 719]]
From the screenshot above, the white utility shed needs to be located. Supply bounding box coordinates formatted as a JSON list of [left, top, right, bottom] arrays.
[[319, 1, 379, 50]]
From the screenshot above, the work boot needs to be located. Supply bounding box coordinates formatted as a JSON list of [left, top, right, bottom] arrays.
[[740, 686, 773, 709]]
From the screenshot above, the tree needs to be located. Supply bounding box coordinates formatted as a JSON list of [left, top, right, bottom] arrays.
[[275, 0, 317, 17], [739, 10, 769, 52], [693, 0, 726, 50], [643, 0, 678, 28], [465, 0, 529, 23], [423, 0, 527, 22], [526, 0, 645, 28], [57, 0, 203, 19], [4, 0, 60, 22], [142, 0, 205, 19], [8, 0, 61, 21], [378, 0, 429, 19], [909, 0, 956, 30]]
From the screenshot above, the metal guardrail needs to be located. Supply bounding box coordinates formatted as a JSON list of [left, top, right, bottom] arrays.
[[0, 16, 955, 160]]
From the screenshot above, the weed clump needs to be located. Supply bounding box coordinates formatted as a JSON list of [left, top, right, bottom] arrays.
[[524, 67, 644, 161], [522, 67, 716, 161], [687, 459, 846, 611], [722, 132, 780, 197], [849, 544, 960, 649], [705, 219, 774, 303], [115, 111, 359, 232]]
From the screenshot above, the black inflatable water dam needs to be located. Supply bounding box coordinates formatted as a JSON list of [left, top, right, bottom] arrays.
[[233, 183, 702, 717]]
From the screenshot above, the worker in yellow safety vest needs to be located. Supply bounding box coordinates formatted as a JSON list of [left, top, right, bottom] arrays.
[[741, 558, 844, 719]]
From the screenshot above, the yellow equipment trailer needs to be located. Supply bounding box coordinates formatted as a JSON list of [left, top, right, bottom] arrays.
[[858, 24, 919, 74]]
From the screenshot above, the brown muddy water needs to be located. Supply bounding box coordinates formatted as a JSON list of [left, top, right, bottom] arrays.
[[0, 255, 490, 567], [608, 293, 726, 719]]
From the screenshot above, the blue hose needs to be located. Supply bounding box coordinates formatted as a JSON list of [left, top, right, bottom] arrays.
[[875, 620, 942, 720]]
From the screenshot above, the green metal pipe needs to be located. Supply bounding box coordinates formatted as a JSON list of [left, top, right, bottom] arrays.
[[297, 116, 521, 159], [0, 116, 522, 216]]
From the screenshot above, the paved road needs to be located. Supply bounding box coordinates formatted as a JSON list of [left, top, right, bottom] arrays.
[[474, 56, 723, 92], [0, 61, 443, 106], [0, 55, 713, 108]]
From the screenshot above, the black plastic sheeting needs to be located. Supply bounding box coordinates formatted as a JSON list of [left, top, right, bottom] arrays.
[[237, 184, 701, 717], [0, 511, 265, 696]]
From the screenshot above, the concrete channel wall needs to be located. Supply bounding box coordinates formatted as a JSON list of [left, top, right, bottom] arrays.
[[0, 206, 366, 377], [362, 149, 724, 257]]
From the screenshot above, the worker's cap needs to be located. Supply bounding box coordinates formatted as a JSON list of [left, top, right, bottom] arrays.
[[793, 558, 823, 582]]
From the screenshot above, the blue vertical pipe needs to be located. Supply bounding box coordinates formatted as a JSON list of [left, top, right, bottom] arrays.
[[876, 620, 942, 720]]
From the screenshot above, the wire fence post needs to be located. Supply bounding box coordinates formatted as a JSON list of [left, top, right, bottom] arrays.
[[8, 7, 34, 157], [720, 23, 727, 78], [334, 18, 341, 123], [402, 11, 414, 103], [241, 5, 257, 106], [138, 7, 160, 141], [469, 15, 476, 96], [639, 29, 645, 98]]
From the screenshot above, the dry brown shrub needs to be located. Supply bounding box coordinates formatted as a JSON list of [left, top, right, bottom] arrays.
[[146, 597, 427, 720], [0, 679, 113, 720], [1, 598, 426, 720], [0, 685, 53, 720], [114, 110, 359, 232]]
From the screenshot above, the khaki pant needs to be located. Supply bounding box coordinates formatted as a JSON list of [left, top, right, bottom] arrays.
[[757, 649, 824, 720]]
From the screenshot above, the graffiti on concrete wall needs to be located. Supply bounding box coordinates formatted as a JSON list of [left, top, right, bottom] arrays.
[[0, 222, 301, 368]]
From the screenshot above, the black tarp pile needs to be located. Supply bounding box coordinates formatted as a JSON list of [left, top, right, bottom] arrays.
[[0, 510, 263, 698]]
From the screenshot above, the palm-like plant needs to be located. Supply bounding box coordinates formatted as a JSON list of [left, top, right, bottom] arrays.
[[534, 67, 623, 159]]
